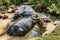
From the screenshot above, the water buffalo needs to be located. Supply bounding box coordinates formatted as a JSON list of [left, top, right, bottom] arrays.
[[7, 16, 40, 36], [7, 4, 40, 36]]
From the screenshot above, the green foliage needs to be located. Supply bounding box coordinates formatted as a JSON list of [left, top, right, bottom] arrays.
[[0, 0, 60, 6], [10, 0, 28, 5], [0, 0, 11, 6], [10, 0, 21, 5], [47, 3, 57, 12], [2, 0, 11, 6], [0, 0, 3, 6]]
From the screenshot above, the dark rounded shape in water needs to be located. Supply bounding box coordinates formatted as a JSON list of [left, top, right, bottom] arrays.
[[44, 20, 51, 23], [2, 15, 8, 19], [0, 15, 2, 19], [11, 9, 15, 13]]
